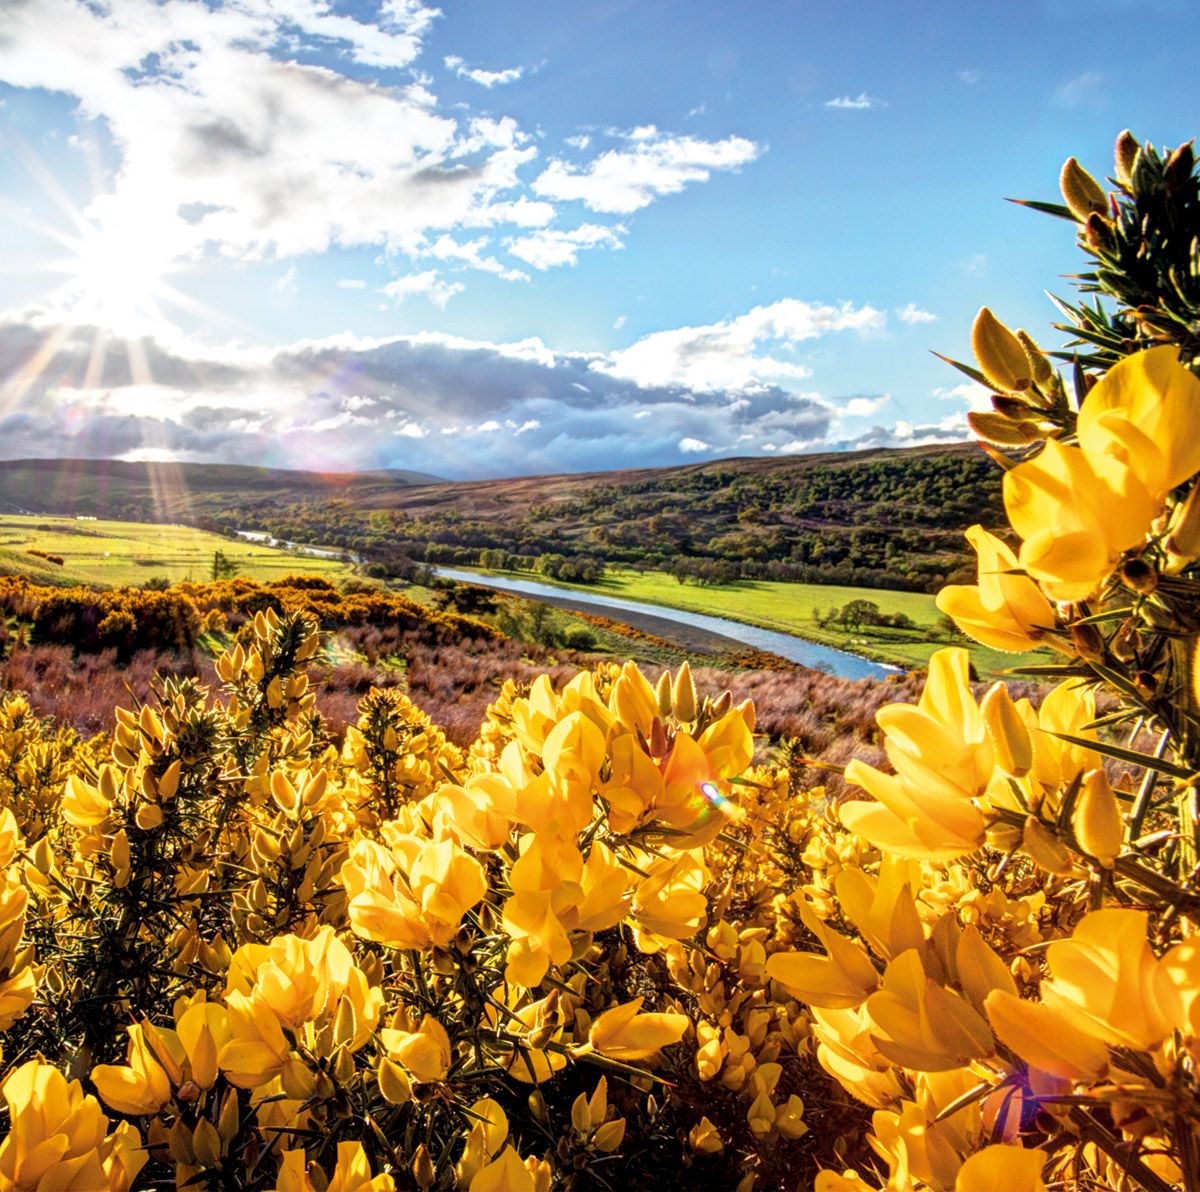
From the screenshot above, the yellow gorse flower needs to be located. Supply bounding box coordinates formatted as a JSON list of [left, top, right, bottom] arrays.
[[936, 525, 1055, 652], [1002, 346, 1200, 599], [0, 1061, 146, 1192]]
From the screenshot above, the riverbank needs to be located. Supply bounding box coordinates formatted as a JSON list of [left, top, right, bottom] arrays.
[[437, 565, 1044, 678]]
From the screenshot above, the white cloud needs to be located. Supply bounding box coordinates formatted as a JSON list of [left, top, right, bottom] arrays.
[[444, 54, 524, 87], [841, 395, 890, 418], [0, 301, 876, 478], [506, 224, 624, 270], [686, 103, 707, 118], [532, 126, 760, 214], [679, 437, 709, 453], [1053, 71, 1107, 111], [959, 69, 981, 84], [398, 232, 529, 281], [0, 1, 775, 306], [825, 93, 885, 110], [897, 302, 937, 325], [0, 0, 543, 270], [380, 271, 465, 308], [613, 315, 627, 330], [935, 380, 992, 413], [602, 298, 883, 392]]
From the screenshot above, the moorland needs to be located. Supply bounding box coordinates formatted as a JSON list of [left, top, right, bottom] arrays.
[[0, 440, 1001, 593]]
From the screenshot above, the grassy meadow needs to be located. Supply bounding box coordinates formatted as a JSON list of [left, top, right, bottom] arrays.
[[0, 514, 352, 587]]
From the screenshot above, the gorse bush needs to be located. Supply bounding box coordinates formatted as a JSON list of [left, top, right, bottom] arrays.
[[1, 129, 1200, 1192]]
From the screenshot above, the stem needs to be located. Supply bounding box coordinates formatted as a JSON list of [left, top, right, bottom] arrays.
[[1130, 729, 1172, 840], [1066, 1107, 1179, 1192]]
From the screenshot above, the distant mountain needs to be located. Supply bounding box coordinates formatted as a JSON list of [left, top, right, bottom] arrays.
[[0, 458, 444, 518]]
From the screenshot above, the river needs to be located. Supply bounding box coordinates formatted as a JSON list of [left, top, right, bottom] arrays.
[[236, 530, 363, 563], [431, 567, 898, 680]]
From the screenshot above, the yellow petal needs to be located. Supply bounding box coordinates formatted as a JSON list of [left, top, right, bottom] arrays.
[[984, 990, 1108, 1081]]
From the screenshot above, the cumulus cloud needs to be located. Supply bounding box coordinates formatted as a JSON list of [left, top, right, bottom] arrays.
[[825, 93, 885, 110], [897, 303, 937, 325], [602, 298, 883, 392], [506, 225, 624, 270], [0, 299, 879, 477], [380, 271, 465, 308], [0, 1, 764, 295], [444, 55, 524, 87], [840, 395, 890, 418], [532, 126, 760, 214]]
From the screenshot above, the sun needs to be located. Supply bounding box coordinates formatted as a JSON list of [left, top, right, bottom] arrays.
[[53, 215, 176, 330]]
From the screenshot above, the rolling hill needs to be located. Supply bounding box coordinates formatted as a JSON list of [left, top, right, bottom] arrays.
[[0, 443, 1004, 593]]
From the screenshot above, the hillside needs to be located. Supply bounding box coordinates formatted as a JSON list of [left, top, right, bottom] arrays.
[[0, 458, 443, 521], [0, 442, 1003, 593]]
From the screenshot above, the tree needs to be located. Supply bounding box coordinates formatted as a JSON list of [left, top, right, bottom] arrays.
[[211, 550, 240, 581]]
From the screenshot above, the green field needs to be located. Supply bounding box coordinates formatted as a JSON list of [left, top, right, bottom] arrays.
[[0, 515, 352, 587], [461, 565, 1046, 678]]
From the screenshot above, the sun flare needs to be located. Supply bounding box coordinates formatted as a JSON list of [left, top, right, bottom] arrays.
[[53, 217, 174, 329]]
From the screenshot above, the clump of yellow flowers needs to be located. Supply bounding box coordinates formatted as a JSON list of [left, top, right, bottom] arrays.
[[2, 130, 1200, 1192]]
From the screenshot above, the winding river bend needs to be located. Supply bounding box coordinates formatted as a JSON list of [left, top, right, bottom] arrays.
[[432, 567, 898, 680]]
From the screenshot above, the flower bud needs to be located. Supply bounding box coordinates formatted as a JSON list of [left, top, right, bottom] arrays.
[[592, 1119, 626, 1152], [673, 662, 696, 723], [571, 1091, 591, 1136], [378, 1057, 412, 1105], [1023, 817, 1080, 876], [1060, 156, 1108, 220], [528, 1089, 550, 1127], [412, 1144, 435, 1189], [192, 1119, 222, 1169], [981, 683, 1032, 777], [967, 411, 1041, 446], [972, 307, 1032, 393], [1070, 621, 1106, 662], [653, 670, 673, 717], [1074, 769, 1124, 867], [1085, 212, 1116, 254], [218, 1089, 240, 1144], [1115, 130, 1140, 186], [1016, 330, 1054, 387], [1165, 141, 1194, 194]]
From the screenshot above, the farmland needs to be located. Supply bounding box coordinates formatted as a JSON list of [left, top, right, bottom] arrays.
[[0, 514, 352, 587]]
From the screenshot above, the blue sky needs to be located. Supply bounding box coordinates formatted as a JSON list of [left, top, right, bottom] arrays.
[[0, 0, 1197, 479]]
